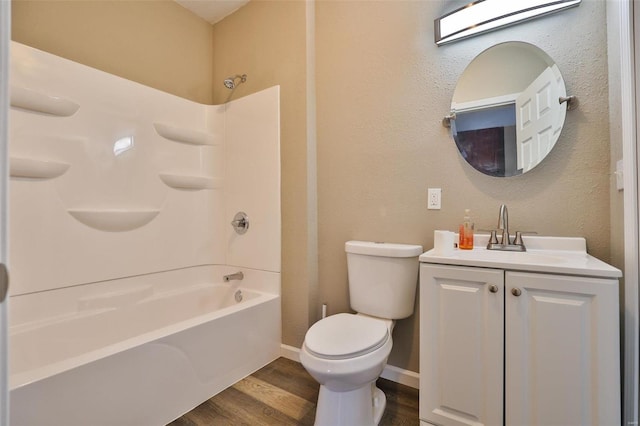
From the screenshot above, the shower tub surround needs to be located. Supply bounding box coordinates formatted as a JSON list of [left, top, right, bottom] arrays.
[[8, 42, 281, 425], [10, 266, 280, 426]]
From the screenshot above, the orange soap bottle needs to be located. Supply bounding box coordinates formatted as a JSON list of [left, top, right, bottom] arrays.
[[458, 209, 474, 250]]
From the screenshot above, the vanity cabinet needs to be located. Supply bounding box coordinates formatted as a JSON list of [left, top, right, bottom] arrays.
[[420, 264, 504, 426], [419, 263, 620, 426]]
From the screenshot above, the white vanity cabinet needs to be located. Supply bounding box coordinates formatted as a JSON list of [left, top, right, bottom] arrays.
[[504, 271, 620, 425], [420, 264, 504, 426], [419, 240, 621, 426]]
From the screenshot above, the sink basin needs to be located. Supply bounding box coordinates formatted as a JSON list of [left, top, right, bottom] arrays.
[[419, 235, 621, 278], [457, 249, 568, 265]]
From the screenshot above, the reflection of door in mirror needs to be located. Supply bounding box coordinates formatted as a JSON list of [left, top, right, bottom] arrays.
[[452, 104, 518, 177], [449, 42, 568, 177], [516, 65, 565, 173]]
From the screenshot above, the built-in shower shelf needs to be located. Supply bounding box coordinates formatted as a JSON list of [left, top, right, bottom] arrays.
[[67, 209, 160, 232], [11, 86, 80, 117], [159, 173, 222, 190], [10, 157, 70, 179], [153, 123, 217, 146]]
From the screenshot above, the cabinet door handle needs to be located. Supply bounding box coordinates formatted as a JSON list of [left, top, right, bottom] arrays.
[[511, 287, 522, 297], [488, 284, 499, 293]]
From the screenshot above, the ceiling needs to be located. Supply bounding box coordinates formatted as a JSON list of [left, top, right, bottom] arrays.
[[175, 0, 250, 24]]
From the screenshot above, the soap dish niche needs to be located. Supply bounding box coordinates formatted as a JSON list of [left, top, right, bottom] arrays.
[[11, 86, 80, 117], [153, 122, 217, 146], [67, 209, 161, 232], [159, 173, 222, 190], [10, 157, 70, 179]]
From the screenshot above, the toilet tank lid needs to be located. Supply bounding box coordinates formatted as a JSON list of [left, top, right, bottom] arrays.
[[345, 241, 423, 257]]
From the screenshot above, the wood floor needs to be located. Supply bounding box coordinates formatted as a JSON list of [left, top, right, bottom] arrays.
[[168, 357, 419, 425]]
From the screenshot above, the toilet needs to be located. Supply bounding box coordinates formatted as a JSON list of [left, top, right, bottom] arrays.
[[300, 240, 423, 426]]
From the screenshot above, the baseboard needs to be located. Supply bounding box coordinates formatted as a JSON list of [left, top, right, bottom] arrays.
[[280, 344, 301, 362], [379, 363, 419, 389], [279, 344, 419, 389]]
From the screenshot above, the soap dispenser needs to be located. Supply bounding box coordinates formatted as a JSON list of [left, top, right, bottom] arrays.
[[459, 209, 474, 250]]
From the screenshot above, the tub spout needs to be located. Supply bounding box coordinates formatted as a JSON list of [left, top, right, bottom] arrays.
[[223, 271, 244, 282]]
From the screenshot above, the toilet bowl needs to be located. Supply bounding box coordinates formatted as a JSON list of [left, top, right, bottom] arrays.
[[300, 241, 422, 426], [299, 314, 393, 425]]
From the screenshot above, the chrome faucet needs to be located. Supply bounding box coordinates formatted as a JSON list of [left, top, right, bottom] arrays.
[[497, 204, 510, 245], [223, 271, 244, 282], [487, 204, 530, 252]]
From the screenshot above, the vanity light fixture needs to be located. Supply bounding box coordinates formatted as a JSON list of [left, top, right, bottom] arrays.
[[435, 0, 581, 46]]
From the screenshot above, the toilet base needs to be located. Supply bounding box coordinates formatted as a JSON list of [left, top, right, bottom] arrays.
[[314, 381, 387, 426]]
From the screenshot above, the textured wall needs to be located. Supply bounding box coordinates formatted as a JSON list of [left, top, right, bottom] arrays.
[[11, 0, 214, 104], [316, 0, 610, 372]]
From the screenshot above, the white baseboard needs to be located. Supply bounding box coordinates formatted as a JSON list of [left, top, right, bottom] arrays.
[[279, 344, 419, 389], [280, 344, 301, 362], [379, 363, 419, 389]]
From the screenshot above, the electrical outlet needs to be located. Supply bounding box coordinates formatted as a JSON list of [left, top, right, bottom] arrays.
[[428, 188, 441, 210]]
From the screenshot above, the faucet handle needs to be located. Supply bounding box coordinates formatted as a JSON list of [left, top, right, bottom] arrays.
[[478, 229, 500, 245], [513, 231, 537, 246]]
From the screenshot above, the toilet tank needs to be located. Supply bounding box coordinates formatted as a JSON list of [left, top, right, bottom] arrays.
[[346, 241, 423, 319]]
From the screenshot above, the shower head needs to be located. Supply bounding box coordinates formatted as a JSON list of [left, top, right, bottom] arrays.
[[223, 74, 247, 89]]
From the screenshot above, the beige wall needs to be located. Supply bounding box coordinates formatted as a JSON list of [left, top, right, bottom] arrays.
[[11, 0, 615, 375], [11, 0, 214, 104], [316, 0, 610, 372], [211, 0, 315, 349]]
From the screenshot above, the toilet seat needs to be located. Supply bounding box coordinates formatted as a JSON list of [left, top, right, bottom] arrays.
[[304, 313, 389, 360]]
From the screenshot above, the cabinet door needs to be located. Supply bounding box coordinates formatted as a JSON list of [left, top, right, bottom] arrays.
[[420, 264, 504, 426], [505, 272, 620, 426]]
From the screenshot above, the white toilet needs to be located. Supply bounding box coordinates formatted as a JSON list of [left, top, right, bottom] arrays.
[[300, 240, 423, 426]]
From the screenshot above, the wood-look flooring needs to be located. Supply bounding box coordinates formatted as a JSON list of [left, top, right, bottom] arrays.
[[168, 357, 419, 426]]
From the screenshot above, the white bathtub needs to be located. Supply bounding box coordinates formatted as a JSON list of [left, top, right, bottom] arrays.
[[8, 265, 281, 426]]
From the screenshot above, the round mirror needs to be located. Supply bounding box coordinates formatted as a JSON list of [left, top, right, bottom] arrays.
[[450, 42, 567, 177]]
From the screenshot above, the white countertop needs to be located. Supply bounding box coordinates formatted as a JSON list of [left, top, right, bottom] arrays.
[[419, 235, 622, 278]]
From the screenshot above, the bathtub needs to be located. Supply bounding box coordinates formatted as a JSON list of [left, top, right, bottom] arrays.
[[8, 265, 281, 426]]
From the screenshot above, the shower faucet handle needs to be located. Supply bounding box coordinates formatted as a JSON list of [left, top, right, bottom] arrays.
[[231, 211, 249, 235]]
